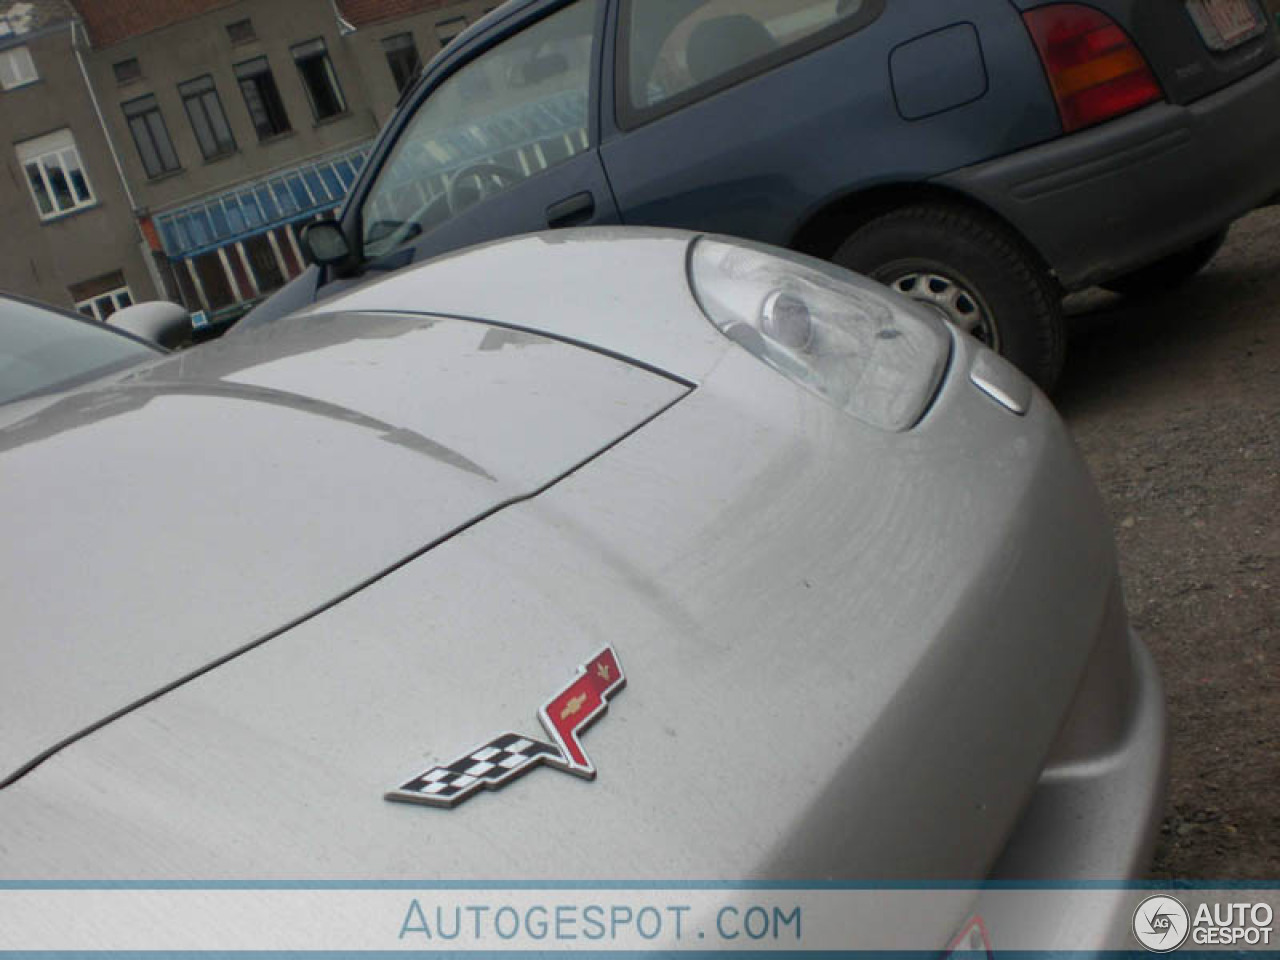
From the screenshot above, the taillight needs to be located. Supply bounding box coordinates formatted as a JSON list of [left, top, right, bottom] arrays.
[[1023, 4, 1163, 133]]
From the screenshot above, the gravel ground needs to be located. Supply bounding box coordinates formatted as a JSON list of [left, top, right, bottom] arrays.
[[1054, 207, 1279, 879]]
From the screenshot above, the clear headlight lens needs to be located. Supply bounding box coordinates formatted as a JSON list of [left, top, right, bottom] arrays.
[[689, 237, 951, 431]]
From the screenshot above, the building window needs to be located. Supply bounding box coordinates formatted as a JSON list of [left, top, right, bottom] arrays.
[[74, 276, 134, 322], [226, 18, 256, 45], [180, 75, 236, 159], [435, 16, 467, 49], [0, 45, 37, 90], [123, 93, 181, 178], [382, 33, 422, 95], [291, 38, 345, 121], [235, 56, 291, 140], [112, 57, 141, 85], [15, 129, 94, 219]]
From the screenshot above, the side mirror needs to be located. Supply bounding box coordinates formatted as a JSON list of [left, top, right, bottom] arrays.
[[300, 219, 353, 267], [109, 301, 192, 350]]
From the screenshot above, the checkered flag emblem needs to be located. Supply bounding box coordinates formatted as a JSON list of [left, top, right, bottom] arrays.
[[388, 734, 561, 807], [385, 647, 625, 809]]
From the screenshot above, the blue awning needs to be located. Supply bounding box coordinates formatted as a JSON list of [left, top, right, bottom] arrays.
[[154, 142, 372, 259]]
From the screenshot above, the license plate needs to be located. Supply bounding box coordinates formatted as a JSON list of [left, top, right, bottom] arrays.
[[1186, 0, 1265, 51]]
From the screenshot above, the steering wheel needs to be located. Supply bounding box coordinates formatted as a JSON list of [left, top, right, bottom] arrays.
[[445, 162, 523, 216]]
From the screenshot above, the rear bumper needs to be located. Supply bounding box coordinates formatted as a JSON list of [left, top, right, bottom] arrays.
[[937, 59, 1280, 290]]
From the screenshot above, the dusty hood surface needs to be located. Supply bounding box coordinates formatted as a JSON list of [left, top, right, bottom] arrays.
[[0, 334, 1120, 906], [0, 310, 687, 787]]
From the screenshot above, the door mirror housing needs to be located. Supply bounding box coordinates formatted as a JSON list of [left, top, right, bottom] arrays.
[[109, 301, 192, 350], [300, 220, 354, 268]]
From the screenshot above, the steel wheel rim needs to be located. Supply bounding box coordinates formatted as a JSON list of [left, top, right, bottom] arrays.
[[888, 270, 999, 350]]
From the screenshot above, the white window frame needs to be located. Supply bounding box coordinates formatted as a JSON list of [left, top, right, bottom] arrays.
[[16, 129, 96, 220], [76, 285, 133, 323], [0, 45, 37, 90]]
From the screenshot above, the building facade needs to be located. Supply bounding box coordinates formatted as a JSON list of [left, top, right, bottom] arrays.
[[1, 0, 491, 324], [0, 0, 157, 320]]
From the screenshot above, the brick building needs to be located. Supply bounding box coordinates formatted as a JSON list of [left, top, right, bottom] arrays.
[[0, 0, 490, 323]]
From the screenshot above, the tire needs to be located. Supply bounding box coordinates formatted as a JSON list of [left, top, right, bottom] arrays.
[[833, 203, 1065, 392], [1100, 229, 1228, 298]]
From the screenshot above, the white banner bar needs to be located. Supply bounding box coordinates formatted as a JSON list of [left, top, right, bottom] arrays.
[[0, 887, 1275, 953]]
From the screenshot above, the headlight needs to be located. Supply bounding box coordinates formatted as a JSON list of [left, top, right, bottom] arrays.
[[688, 237, 951, 431]]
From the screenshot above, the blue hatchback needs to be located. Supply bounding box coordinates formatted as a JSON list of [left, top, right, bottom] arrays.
[[245, 0, 1280, 388]]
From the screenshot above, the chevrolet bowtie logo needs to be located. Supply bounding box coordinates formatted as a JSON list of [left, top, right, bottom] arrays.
[[385, 647, 626, 809]]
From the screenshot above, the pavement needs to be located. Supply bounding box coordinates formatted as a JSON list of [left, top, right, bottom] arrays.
[[1054, 206, 1279, 879]]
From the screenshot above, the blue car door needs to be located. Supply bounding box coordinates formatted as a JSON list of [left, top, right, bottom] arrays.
[[343, 0, 618, 284], [597, 0, 893, 246], [597, 1, 1053, 247]]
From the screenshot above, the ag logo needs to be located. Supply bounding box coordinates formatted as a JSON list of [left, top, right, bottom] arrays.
[[1133, 895, 1190, 952]]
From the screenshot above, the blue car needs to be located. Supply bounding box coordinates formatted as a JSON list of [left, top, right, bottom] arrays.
[[245, 0, 1280, 388]]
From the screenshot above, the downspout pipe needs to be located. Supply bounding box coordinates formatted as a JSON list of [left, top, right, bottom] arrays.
[[70, 16, 138, 216]]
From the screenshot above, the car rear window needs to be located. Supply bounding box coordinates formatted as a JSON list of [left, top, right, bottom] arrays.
[[619, 0, 883, 127]]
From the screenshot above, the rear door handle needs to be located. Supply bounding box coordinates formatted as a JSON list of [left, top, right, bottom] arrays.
[[546, 192, 595, 229]]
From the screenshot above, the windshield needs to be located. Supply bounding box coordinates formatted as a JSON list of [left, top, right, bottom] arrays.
[[0, 297, 159, 405]]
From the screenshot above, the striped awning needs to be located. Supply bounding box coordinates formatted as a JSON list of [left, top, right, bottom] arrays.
[[153, 142, 372, 259]]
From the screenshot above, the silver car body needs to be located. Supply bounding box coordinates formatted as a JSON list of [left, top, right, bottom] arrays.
[[0, 230, 1165, 948]]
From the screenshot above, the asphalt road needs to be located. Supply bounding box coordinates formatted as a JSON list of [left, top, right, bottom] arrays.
[[1054, 207, 1279, 879]]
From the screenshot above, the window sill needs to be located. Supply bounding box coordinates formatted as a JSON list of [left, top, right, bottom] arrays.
[[256, 129, 296, 145], [36, 201, 101, 224], [144, 168, 186, 184], [312, 110, 352, 129], [201, 149, 240, 166]]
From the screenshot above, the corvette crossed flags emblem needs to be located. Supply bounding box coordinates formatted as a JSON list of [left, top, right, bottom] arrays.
[[385, 647, 625, 808]]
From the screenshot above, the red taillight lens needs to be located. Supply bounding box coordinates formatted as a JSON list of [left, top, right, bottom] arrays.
[[1023, 4, 1163, 133]]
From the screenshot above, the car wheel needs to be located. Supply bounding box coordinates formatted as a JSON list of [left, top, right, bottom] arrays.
[[1100, 229, 1228, 298], [833, 204, 1065, 391]]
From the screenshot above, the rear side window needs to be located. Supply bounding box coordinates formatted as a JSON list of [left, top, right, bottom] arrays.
[[619, 0, 883, 128]]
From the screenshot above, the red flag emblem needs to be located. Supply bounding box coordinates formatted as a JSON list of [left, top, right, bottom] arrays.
[[539, 647, 625, 775]]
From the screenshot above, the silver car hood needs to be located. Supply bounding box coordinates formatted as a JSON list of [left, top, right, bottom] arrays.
[[0, 328, 1121, 900], [0, 309, 687, 787], [2, 233, 1125, 923]]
